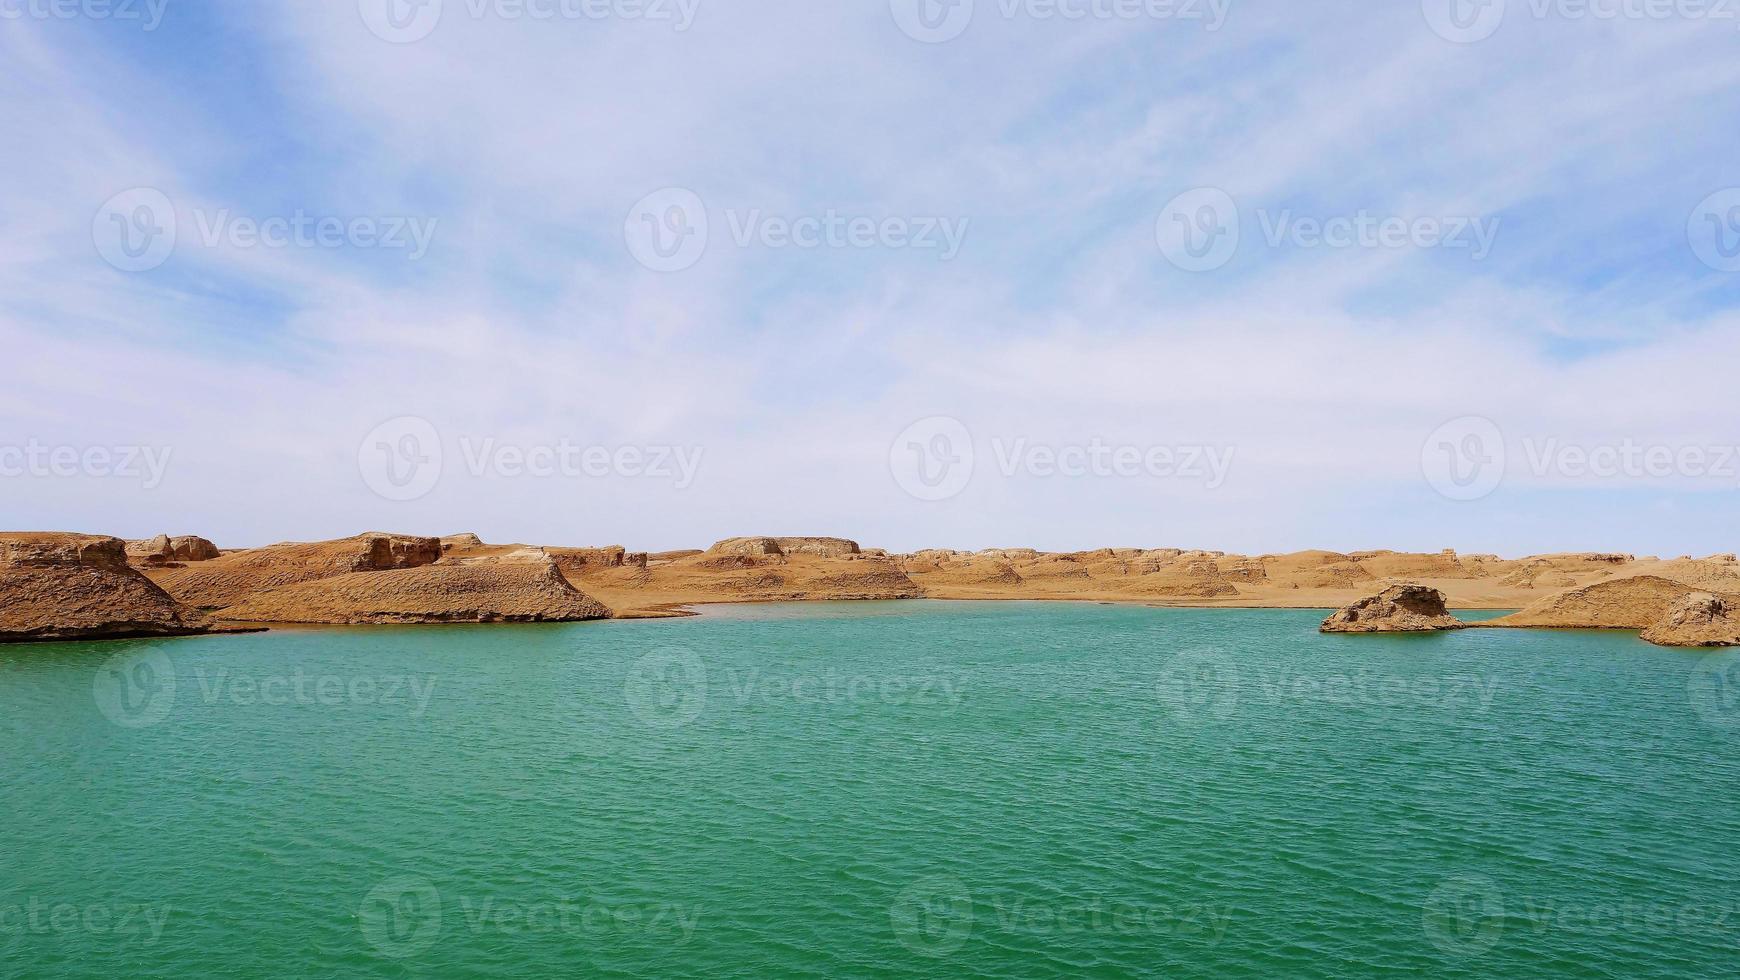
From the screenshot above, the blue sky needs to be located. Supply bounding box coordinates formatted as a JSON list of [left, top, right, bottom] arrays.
[[4, 0, 1740, 555]]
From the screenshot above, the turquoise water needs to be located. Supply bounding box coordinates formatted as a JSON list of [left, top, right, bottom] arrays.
[[4, 601, 1739, 977]]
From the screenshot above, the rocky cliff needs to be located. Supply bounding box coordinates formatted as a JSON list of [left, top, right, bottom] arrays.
[[1, 533, 217, 643]]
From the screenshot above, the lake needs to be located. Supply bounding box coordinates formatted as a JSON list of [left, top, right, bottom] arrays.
[[3, 601, 1737, 977]]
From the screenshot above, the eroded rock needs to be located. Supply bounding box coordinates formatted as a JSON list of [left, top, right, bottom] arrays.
[[1321, 584, 1465, 633]]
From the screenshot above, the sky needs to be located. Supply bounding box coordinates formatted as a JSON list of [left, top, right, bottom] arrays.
[[3, 0, 1740, 556]]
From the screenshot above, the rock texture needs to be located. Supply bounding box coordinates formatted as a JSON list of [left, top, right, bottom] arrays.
[[170, 536, 221, 562], [152, 533, 442, 610], [125, 534, 176, 566], [1, 533, 217, 643], [1320, 584, 1465, 633], [1640, 592, 1740, 647], [707, 537, 862, 558], [1488, 576, 1697, 630], [216, 549, 611, 625], [21, 528, 1740, 634]]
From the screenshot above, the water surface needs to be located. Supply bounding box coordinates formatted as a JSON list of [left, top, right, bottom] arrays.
[[3, 602, 1737, 977]]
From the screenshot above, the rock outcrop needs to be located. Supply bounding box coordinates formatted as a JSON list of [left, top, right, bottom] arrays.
[[125, 534, 176, 566], [151, 533, 443, 609], [1, 533, 217, 643], [707, 537, 862, 558], [1321, 584, 1465, 633], [1488, 575, 1696, 630], [1640, 592, 1740, 647], [170, 536, 221, 561], [216, 549, 611, 625]]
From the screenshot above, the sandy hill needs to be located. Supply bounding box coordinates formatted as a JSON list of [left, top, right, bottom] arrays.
[[566, 538, 919, 613], [216, 548, 610, 625], [1, 533, 217, 643], [1640, 592, 1740, 647], [151, 533, 442, 609], [1487, 575, 1732, 630]]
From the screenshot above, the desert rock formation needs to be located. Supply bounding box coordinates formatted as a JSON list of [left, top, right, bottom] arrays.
[[1320, 584, 1465, 633], [1488, 576, 1704, 630], [1, 533, 217, 643], [151, 532, 443, 609], [12, 529, 1740, 644], [1640, 592, 1740, 647], [707, 537, 862, 558], [215, 548, 610, 625]]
